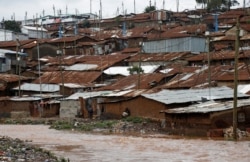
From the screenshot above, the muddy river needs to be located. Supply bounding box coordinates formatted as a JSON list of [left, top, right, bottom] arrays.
[[0, 125, 249, 162]]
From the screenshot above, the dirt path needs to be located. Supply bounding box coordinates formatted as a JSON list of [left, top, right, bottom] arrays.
[[0, 124, 249, 162]]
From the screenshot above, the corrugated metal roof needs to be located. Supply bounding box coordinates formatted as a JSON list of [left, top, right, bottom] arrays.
[[104, 89, 147, 97], [187, 50, 250, 61], [12, 83, 59, 92], [64, 64, 98, 71], [98, 73, 167, 90], [33, 71, 102, 84], [127, 52, 191, 62], [159, 64, 250, 89], [48, 36, 85, 43], [62, 83, 87, 88], [10, 96, 42, 101], [0, 49, 28, 56], [41, 53, 130, 70], [160, 65, 200, 75], [238, 84, 250, 94], [22, 25, 48, 32], [142, 86, 249, 105], [103, 65, 160, 76], [0, 74, 30, 83], [0, 40, 34, 48], [65, 91, 112, 100], [162, 99, 250, 114], [105, 90, 133, 97]]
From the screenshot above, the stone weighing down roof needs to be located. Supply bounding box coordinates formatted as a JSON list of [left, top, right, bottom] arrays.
[[142, 86, 249, 105]]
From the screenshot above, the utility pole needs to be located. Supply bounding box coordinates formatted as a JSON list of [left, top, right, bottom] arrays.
[[57, 49, 65, 98], [205, 31, 211, 100], [137, 42, 144, 89], [36, 41, 42, 97], [16, 37, 21, 97], [233, 16, 240, 141]]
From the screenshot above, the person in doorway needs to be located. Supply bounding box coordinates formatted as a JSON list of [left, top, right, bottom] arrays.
[[122, 108, 130, 118], [86, 98, 93, 119], [39, 100, 44, 117]]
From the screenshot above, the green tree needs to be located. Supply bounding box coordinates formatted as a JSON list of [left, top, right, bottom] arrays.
[[144, 6, 156, 13], [196, 0, 239, 11], [127, 66, 144, 75], [3, 20, 21, 33]]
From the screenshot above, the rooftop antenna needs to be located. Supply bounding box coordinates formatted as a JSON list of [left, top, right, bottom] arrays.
[[176, 0, 179, 12], [100, 0, 102, 19], [163, 0, 165, 10], [25, 11, 27, 25], [53, 5, 55, 17], [150, 0, 152, 7], [58, 9, 62, 16], [134, 0, 136, 13], [116, 7, 119, 16], [122, 1, 124, 15], [154, 0, 156, 9], [243, 0, 246, 8], [66, 5, 68, 15], [90, 0, 92, 14], [75, 8, 78, 15]]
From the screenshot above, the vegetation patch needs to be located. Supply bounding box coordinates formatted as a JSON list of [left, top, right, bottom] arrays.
[[50, 120, 117, 132], [122, 116, 149, 123]]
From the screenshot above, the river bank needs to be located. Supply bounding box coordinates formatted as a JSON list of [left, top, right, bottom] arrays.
[[0, 123, 250, 162]]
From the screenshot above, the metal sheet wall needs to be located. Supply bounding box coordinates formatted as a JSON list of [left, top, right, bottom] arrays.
[[143, 37, 206, 53]]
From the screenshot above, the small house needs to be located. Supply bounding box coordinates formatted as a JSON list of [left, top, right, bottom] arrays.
[[160, 99, 250, 137]]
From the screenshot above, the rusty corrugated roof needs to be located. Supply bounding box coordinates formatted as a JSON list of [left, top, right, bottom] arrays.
[[0, 74, 29, 82], [216, 64, 250, 81], [0, 39, 35, 48], [159, 64, 250, 89], [212, 35, 235, 41], [41, 54, 131, 70], [187, 50, 250, 62], [127, 52, 191, 62], [47, 35, 94, 43], [97, 73, 167, 90], [167, 24, 207, 34], [147, 31, 190, 40], [32, 71, 102, 84]]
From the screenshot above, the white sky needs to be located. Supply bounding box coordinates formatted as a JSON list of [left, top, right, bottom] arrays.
[[0, 0, 245, 20]]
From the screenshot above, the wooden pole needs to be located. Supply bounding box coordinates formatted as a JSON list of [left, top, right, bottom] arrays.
[[233, 16, 240, 141]]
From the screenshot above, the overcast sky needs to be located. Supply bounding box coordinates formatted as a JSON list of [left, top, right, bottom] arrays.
[[0, 0, 245, 20]]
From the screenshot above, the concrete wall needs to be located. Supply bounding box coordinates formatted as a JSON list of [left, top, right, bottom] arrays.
[[60, 100, 80, 118]]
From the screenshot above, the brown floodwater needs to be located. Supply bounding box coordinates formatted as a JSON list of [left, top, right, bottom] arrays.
[[0, 124, 249, 162]]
